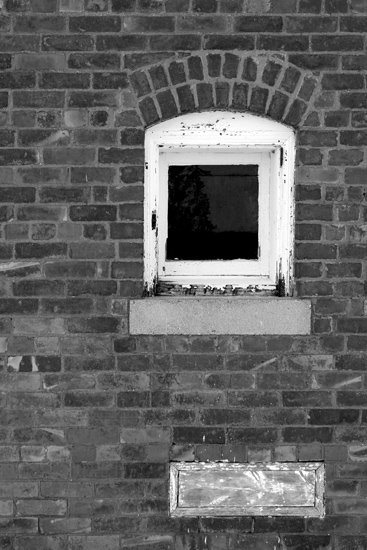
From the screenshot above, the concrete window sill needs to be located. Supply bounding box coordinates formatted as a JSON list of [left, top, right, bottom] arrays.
[[129, 297, 311, 335]]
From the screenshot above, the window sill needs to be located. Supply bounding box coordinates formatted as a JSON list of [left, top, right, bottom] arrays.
[[129, 297, 311, 335]]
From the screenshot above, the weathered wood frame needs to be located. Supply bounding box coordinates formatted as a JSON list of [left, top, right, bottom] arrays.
[[169, 462, 325, 518], [144, 111, 296, 294], [158, 149, 273, 281]]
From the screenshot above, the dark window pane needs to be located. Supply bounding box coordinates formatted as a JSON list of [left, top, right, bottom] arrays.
[[167, 165, 259, 261]]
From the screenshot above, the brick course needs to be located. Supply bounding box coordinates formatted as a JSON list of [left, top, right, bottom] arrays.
[[0, 0, 367, 548]]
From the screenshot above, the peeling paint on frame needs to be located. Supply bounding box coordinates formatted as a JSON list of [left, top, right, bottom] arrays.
[[144, 111, 296, 295]]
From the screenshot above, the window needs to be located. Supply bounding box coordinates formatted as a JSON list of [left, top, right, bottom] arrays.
[[144, 112, 295, 295]]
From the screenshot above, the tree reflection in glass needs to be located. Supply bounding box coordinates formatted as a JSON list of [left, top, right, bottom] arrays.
[[167, 164, 259, 261]]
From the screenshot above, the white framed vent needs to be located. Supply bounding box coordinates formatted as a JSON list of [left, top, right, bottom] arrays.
[[170, 462, 325, 518]]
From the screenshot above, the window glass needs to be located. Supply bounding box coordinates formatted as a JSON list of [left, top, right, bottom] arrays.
[[167, 164, 259, 261]]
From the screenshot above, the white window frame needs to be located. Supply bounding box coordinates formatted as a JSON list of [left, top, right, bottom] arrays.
[[144, 111, 295, 294]]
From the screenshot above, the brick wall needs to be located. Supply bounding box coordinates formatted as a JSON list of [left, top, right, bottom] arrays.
[[1, 0, 367, 548]]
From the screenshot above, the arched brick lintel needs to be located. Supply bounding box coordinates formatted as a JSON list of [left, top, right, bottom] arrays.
[[129, 53, 319, 130]]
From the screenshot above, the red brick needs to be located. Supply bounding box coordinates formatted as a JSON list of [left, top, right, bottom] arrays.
[[300, 0, 322, 11], [322, 73, 364, 90], [309, 409, 359, 425], [234, 16, 283, 32], [290, 54, 338, 70], [173, 427, 224, 444], [15, 243, 67, 259], [157, 89, 179, 119], [341, 130, 367, 146], [83, 224, 107, 240], [166, 0, 190, 11], [17, 167, 66, 184], [282, 536, 331, 548], [66, 317, 119, 333], [326, 0, 348, 11], [249, 87, 268, 114], [0, 54, 11, 70], [69, 205, 116, 222], [351, 0, 367, 12], [0, 187, 34, 202], [231, 82, 248, 110], [124, 15, 174, 32], [213, 82, 229, 108], [285, 16, 337, 32], [93, 72, 128, 90], [43, 148, 95, 165], [267, 91, 288, 120], [340, 244, 367, 259], [44, 261, 96, 278], [341, 92, 367, 109], [193, 0, 217, 11], [96, 35, 147, 51], [280, 66, 301, 93], [0, 72, 35, 89], [42, 35, 94, 51], [111, 0, 136, 10], [312, 35, 364, 51], [345, 168, 367, 185], [31, 223, 57, 241], [0, 92, 8, 109], [69, 16, 121, 32], [17, 129, 67, 147], [168, 60, 186, 84], [13, 280, 64, 297], [337, 318, 367, 333], [283, 427, 332, 443], [262, 60, 281, 85], [0, 35, 39, 51], [204, 35, 254, 50], [111, 262, 143, 279], [299, 149, 323, 165], [296, 243, 337, 260], [68, 53, 120, 70], [40, 73, 90, 89], [299, 76, 318, 102], [177, 15, 226, 32], [299, 130, 338, 147], [68, 91, 118, 108], [297, 204, 332, 221], [228, 428, 277, 444], [39, 187, 90, 204], [0, 518, 38, 534], [283, 391, 333, 407], [352, 111, 367, 127], [41, 298, 93, 315], [69, 242, 115, 259], [14, 14, 65, 32], [188, 56, 204, 80], [71, 167, 115, 184], [258, 35, 309, 51]]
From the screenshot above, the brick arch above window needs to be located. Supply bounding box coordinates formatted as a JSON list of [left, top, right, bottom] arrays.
[[128, 53, 319, 129]]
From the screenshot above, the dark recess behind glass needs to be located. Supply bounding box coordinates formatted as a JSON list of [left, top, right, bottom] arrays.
[[167, 165, 259, 261]]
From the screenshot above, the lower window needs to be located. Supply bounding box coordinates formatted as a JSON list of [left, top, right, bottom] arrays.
[[170, 462, 325, 517]]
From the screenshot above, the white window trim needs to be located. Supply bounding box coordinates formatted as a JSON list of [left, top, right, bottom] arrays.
[[144, 111, 295, 295], [158, 150, 272, 280]]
